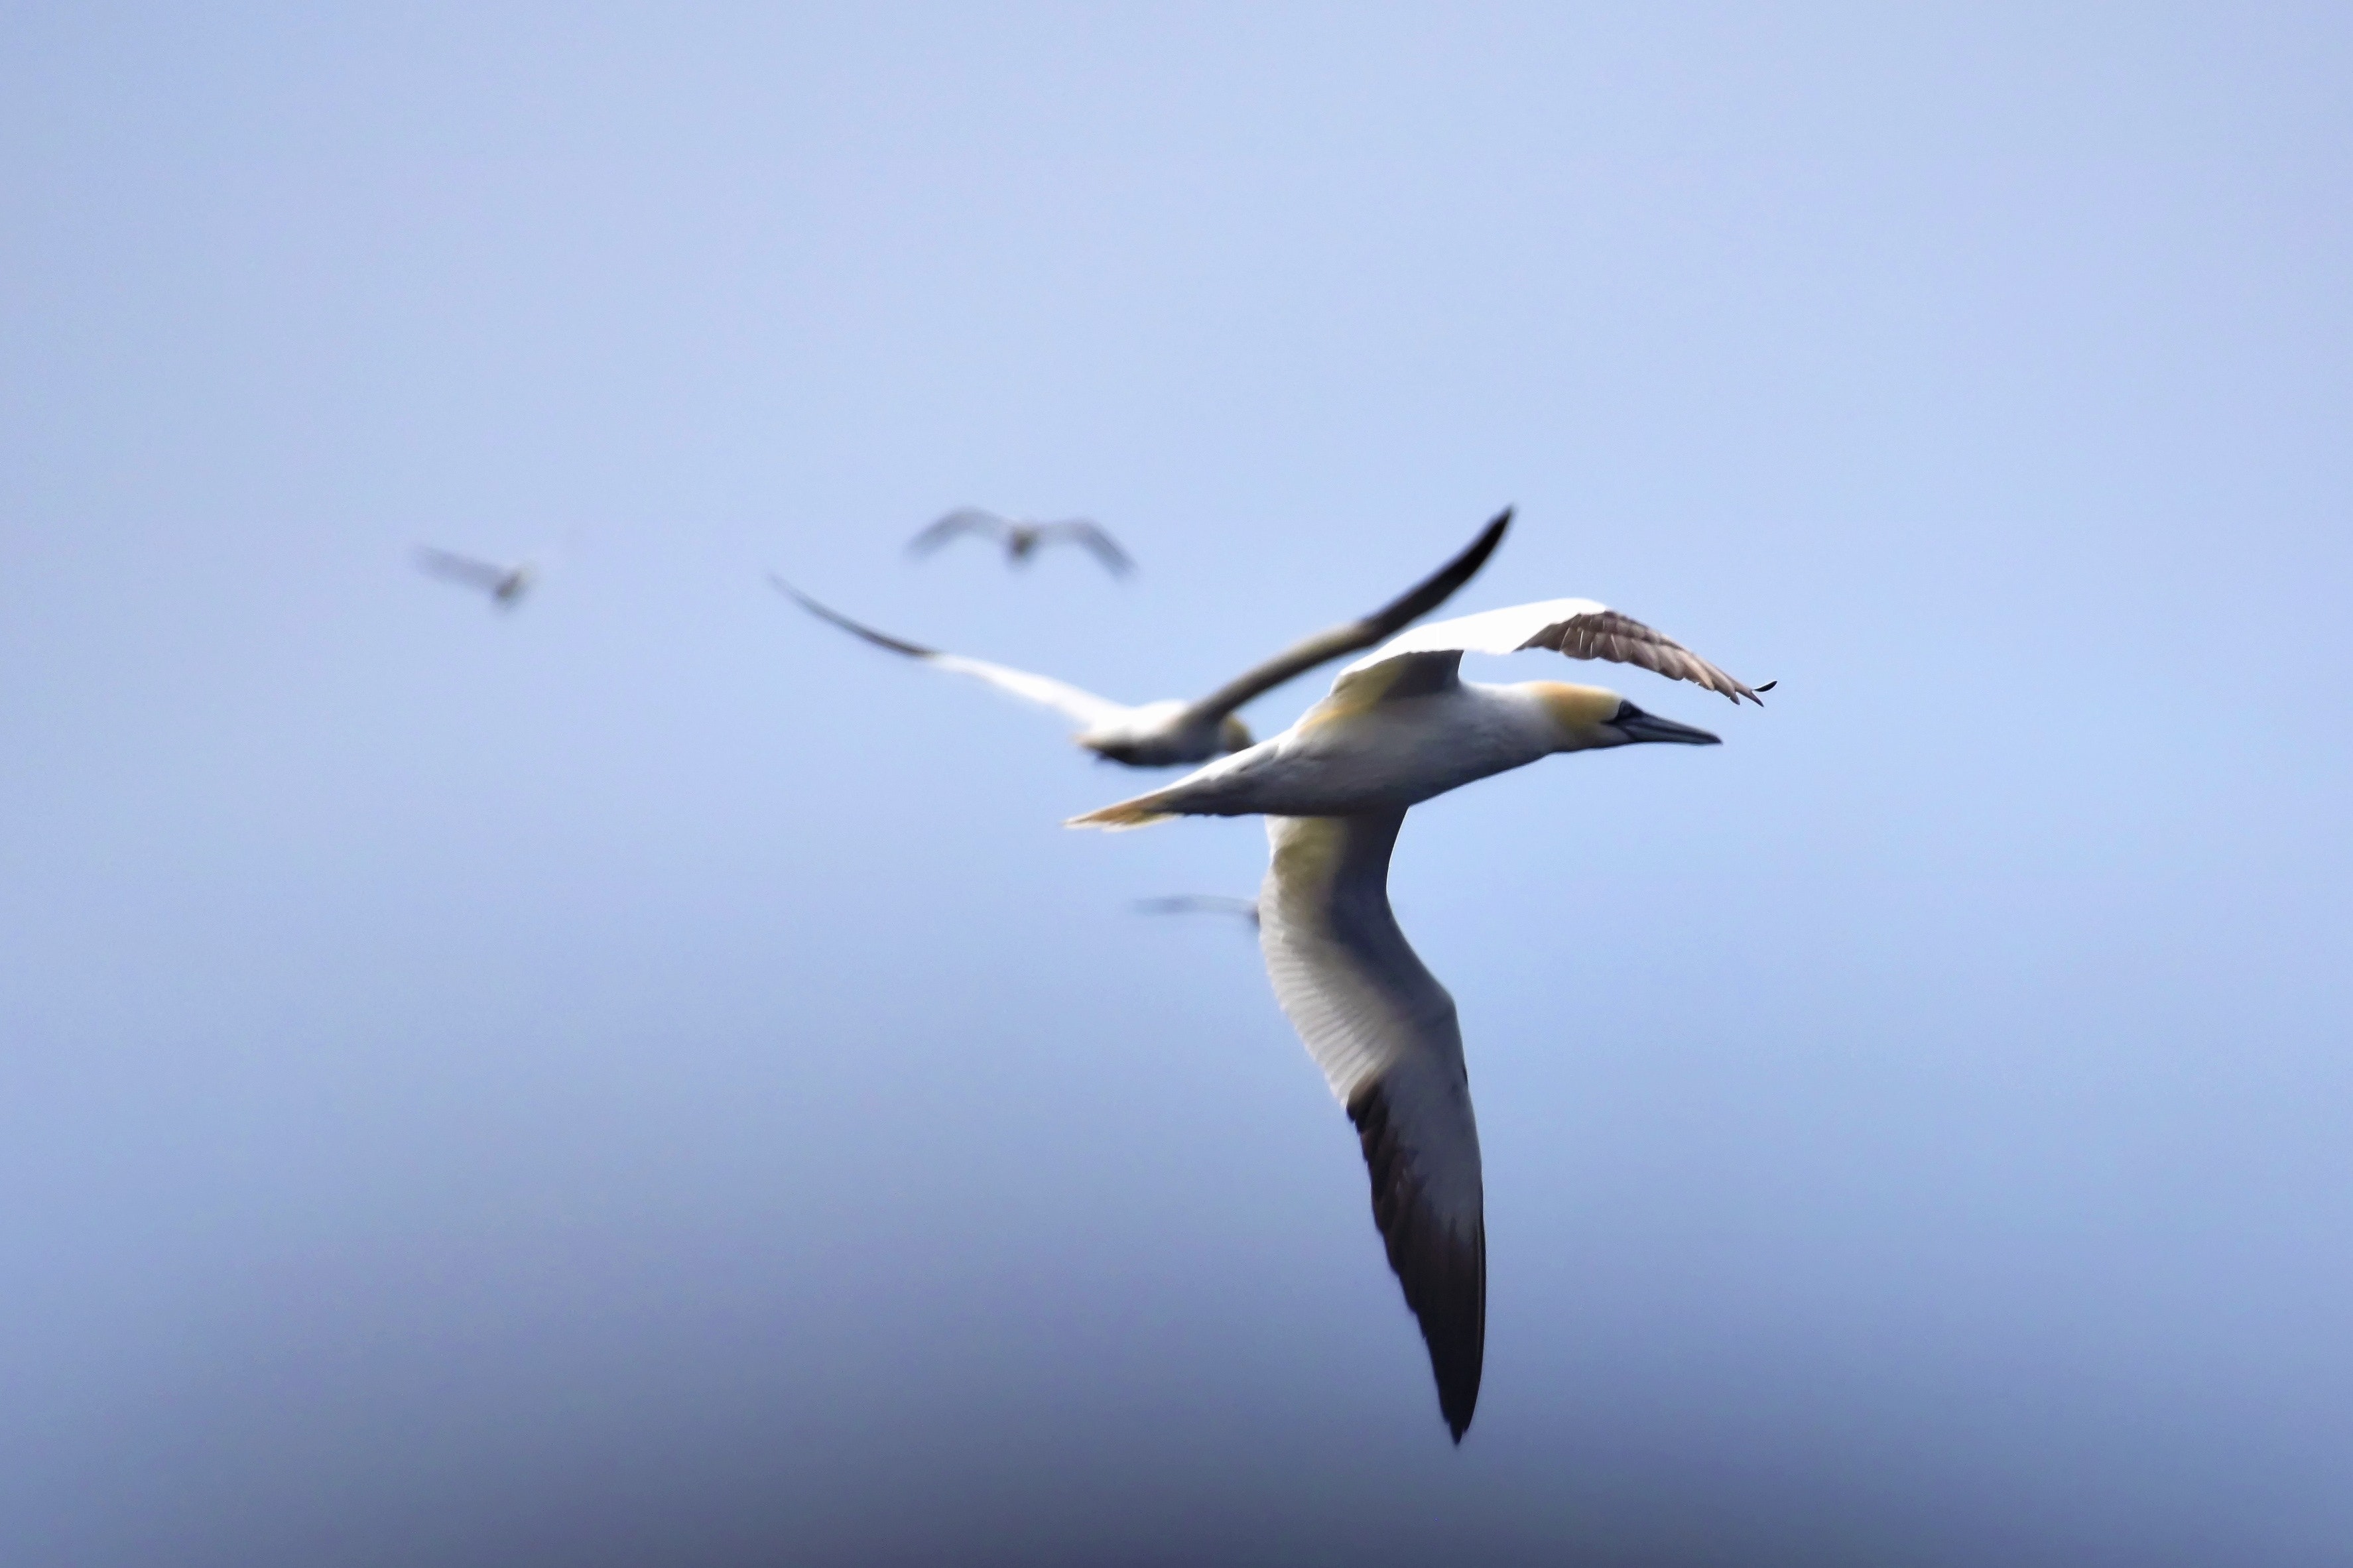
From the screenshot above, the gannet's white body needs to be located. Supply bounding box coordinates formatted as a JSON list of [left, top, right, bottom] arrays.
[[1079, 678, 1600, 820], [1069, 594, 1759, 824], [778, 511, 1512, 768], [1071, 596, 1766, 1441]]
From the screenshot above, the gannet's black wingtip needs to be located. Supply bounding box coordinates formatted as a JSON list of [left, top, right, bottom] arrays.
[[1348, 1079, 1485, 1449]]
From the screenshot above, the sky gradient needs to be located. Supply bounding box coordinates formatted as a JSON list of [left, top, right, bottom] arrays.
[[4, 5, 2350, 1563]]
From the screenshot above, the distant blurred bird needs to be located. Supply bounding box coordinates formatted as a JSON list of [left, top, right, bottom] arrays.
[[908, 508, 1134, 577], [413, 546, 536, 608], [1070, 595, 1768, 1441], [1133, 894, 1260, 930], [777, 509, 1511, 767]]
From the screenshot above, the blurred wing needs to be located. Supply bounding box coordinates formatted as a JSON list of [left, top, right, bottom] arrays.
[[908, 508, 1010, 556], [1259, 811, 1484, 1441], [1181, 509, 1511, 725], [771, 578, 1133, 729], [414, 546, 515, 593], [1133, 894, 1260, 928], [1037, 519, 1134, 576], [1344, 595, 1767, 705]]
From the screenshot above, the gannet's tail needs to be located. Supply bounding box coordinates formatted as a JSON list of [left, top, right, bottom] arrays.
[[1064, 789, 1180, 831], [1067, 734, 1285, 829]]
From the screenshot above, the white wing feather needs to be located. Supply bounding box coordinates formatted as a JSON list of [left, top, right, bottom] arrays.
[[1344, 597, 1608, 670], [1259, 814, 1478, 1180], [1259, 810, 1485, 1439], [922, 652, 1133, 729], [775, 579, 1133, 730], [1344, 596, 1767, 704]]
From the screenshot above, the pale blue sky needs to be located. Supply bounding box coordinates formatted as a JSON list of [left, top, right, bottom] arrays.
[[3, 6, 2350, 1563]]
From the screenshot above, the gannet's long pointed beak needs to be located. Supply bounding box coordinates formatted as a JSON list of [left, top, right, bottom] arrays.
[[1612, 704, 1721, 746]]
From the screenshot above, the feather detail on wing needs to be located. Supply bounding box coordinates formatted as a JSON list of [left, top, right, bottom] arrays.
[[771, 578, 1133, 729], [1345, 595, 1769, 704], [1260, 812, 1485, 1441], [1176, 509, 1511, 726]]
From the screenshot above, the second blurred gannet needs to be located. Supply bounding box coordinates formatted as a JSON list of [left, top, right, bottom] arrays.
[[776, 510, 1511, 766], [1066, 596, 1765, 1439]]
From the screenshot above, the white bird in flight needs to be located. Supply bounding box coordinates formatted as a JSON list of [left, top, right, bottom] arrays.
[[775, 510, 1511, 767], [1068, 595, 1769, 1440], [414, 546, 537, 608], [909, 508, 1135, 577]]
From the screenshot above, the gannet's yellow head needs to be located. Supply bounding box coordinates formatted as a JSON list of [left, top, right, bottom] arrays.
[[1217, 715, 1255, 753], [1534, 682, 1722, 752]]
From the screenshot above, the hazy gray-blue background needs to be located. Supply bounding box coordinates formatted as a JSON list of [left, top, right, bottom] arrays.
[[5, 5, 2349, 1563]]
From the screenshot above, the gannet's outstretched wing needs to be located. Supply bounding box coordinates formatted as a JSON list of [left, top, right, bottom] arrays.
[[1033, 518, 1133, 576], [1173, 509, 1512, 729], [772, 578, 1133, 730], [907, 508, 1014, 556], [1344, 595, 1769, 705], [1259, 810, 1484, 1441], [414, 546, 519, 594]]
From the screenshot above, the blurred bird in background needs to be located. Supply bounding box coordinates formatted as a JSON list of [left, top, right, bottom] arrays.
[[412, 545, 542, 609], [1132, 894, 1261, 931], [909, 507, 1135, 576]]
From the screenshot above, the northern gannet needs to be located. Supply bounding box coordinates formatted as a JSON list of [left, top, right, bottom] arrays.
[[774, 511, 1511, 767], [1068, 597, 1766, 1439], [414, 546, 536, 608], [909, 508, 1134, 576]]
